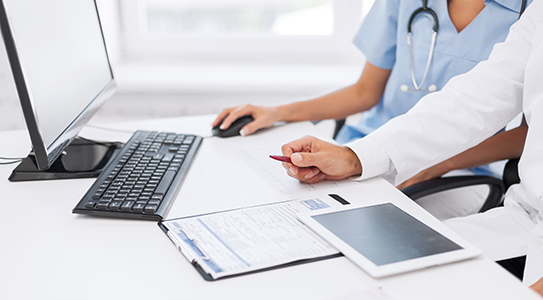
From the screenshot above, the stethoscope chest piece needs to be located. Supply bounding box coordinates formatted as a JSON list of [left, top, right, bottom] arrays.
[[401, 83, 436, 92]]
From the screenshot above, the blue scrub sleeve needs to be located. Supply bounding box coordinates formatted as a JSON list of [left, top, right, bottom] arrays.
[[353, 0, 399, 70]]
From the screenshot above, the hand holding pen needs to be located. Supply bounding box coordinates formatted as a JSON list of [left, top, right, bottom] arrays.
[[270, 136, 362, 184]]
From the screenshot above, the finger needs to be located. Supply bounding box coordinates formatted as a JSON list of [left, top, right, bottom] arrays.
[[221, 105, 254, 130], [285, 166, 296, 178], [296, 166, 319, 180], [298, 172, 326, 184], [219, 112, 241, 130], [286, 166, 318, 182], [213, 108, 233, 127], [283, 163, 298, 176], [303, 167, 321, 180], [239, 117, 266, 136], [281, 143, 295, 156], [281, 136, 315, 156]]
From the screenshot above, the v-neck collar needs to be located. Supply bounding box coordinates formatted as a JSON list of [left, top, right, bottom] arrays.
[[443, 1, 488, 35], [486, 0, 525, 13]]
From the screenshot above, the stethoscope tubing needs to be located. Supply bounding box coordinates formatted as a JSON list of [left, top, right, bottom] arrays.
[[407, 24, 437, 91], [404, 2, 439, 92], [403, 0, 527, 93]]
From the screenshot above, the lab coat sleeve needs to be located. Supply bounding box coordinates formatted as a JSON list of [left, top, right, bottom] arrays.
[[525, 221, 543, 285], [345, 136, 395, 182], [353, 0, 399, 70], [348, 3, 537, 186]]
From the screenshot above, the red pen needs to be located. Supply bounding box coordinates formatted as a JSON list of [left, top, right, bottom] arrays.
[[269, 155, 292, 164]]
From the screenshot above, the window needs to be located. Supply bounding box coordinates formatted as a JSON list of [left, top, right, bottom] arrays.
[[118, 0, 373, 64], [146, 0, 334, 37]]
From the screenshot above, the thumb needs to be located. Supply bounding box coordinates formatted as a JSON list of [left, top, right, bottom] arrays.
[[290, 152, 319, 168], [240, 118, 267, 136], [240, 122, 257, 136]]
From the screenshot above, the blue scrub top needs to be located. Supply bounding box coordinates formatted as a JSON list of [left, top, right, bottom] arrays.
[[337, 0, 531, 138], [335, 0, 531, 175]]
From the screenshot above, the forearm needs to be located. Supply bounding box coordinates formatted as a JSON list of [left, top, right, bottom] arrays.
[[276, 63, 391, 123], [431, 124, 527, 174], [277, 85, 374, 122]]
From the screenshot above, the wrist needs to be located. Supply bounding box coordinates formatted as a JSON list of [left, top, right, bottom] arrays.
[[275, 104, 292, 122], [343, 146, 362, 177], [434, 160, 455, 177], [277, 102, 310, 122]]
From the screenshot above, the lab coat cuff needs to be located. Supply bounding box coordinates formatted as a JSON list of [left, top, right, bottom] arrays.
[[345, 137, 393, 181]]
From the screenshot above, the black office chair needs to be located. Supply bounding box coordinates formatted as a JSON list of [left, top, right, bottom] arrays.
[[400, 159, 520, 213], [400, 174, 505, 213], [333, 118, 346, 141]]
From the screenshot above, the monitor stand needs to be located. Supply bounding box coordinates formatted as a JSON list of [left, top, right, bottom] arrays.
[[8, 137, 122, 182]]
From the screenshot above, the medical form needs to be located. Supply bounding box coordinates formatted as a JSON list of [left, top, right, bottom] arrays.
[[158, 198, 344, 280]]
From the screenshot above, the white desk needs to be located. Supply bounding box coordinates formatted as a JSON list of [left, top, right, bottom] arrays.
[[0, 115, 539, 300]]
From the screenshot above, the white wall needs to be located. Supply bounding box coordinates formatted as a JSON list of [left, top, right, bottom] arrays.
[[0, 0, 364, 131]]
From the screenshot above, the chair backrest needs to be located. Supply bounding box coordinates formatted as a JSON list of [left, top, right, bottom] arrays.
[[401, 158, 521, 214], [333, 119, 346, 140], [401, 175, 505, 213], [503, 158, 520, 191]]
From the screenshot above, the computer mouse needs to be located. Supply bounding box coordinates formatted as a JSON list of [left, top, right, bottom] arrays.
[[212, 115, 254, 138]]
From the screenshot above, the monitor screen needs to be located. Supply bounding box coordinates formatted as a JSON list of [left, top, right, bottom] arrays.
[[0, 0, 115, 171]]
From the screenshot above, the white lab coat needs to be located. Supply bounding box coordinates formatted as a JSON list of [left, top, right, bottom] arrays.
[[346, 0, 543, 285]]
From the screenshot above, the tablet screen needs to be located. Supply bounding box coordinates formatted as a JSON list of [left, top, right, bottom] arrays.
[[310, 203, 462, 266]]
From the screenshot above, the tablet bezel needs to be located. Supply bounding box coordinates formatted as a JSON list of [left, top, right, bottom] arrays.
[[297, 200, 482, 278]]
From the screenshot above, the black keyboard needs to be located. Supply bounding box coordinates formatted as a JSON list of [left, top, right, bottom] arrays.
[[73, 130, 202, 220]]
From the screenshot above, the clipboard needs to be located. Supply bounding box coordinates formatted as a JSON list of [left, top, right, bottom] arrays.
[[158, 195, 349, 281]]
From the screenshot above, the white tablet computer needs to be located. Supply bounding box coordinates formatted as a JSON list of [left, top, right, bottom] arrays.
[[297, 201, 481, 278]]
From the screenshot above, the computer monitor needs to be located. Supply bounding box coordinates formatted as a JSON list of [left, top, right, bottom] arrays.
[[0, 0, 120, 181]]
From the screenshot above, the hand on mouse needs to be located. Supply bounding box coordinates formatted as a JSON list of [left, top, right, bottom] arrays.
[[213, 104, 281, 136]]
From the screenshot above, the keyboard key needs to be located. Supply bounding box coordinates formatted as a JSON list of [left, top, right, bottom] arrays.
[[138, 196, 151, 202], [144, 204, 158, 214], [148, 200, 161, 205], [121, 201, 135, 212], [96, 201, 109, 210], [155, 170, 176, 195], [132, 203, 145, 213], [151, 194, 163, 200], [162, 153, 175, 162], [109, 201, 122, 211]]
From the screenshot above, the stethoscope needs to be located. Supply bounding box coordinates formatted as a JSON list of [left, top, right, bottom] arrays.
[[401, 0, 528, 93]]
